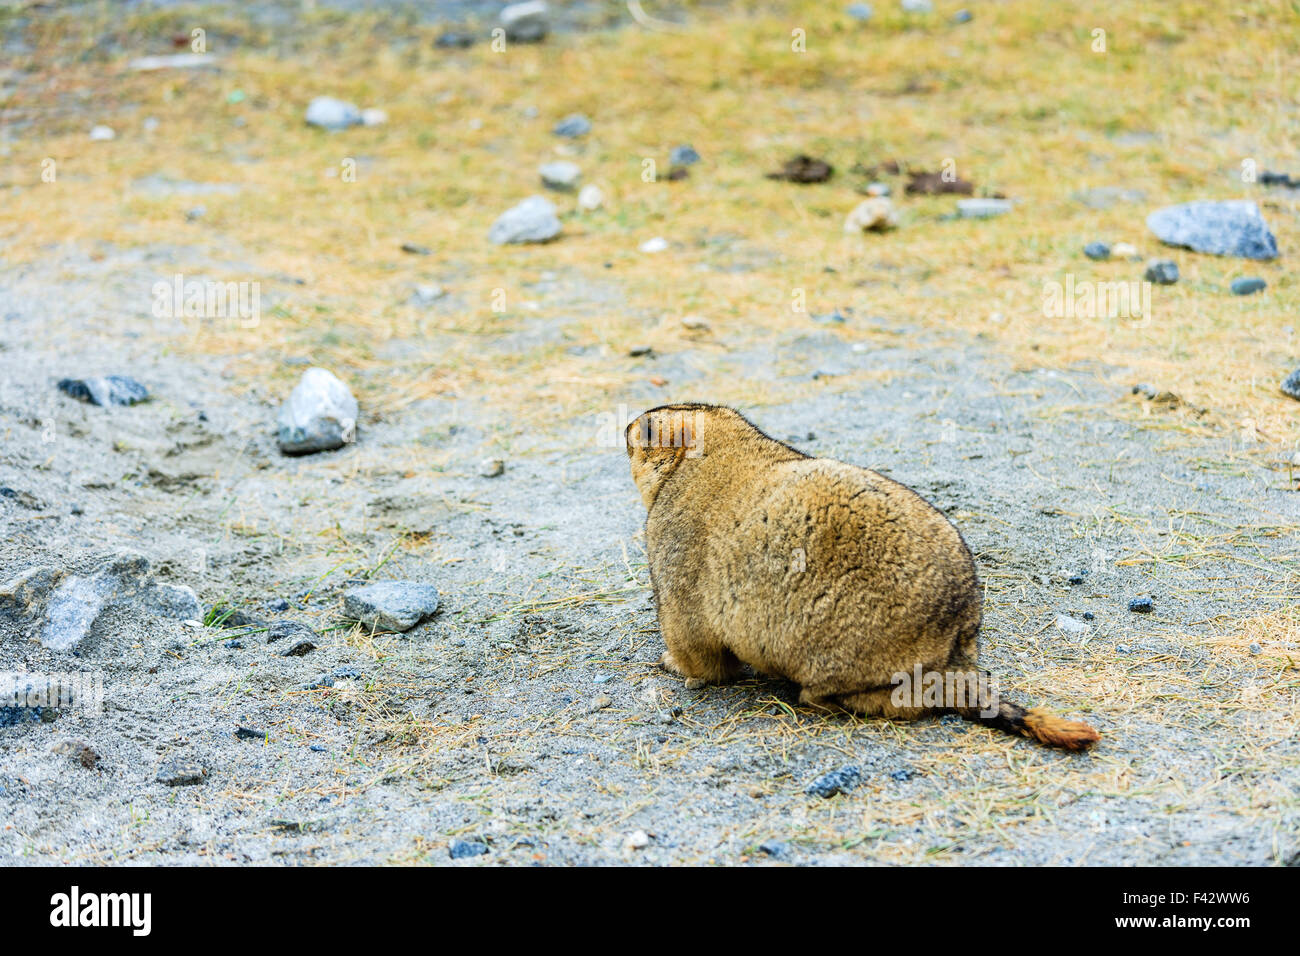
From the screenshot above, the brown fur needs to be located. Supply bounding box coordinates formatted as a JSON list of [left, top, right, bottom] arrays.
[[626, 403, 1100, 751]]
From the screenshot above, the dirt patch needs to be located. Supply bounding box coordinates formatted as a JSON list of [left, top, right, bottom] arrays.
[[1, 246, 1296, 865]]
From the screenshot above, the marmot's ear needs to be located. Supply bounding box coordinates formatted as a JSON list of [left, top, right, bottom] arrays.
[[625, 414, 650, 449]]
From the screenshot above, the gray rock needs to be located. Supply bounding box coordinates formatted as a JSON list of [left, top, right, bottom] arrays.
[[901, 0, 933, 12], [1281, 367, 1300, 401], [0, 551, 201, 654], [669, 144, 700, 167], [1144, 259, 1179, 285], [845, 3, 873, 20], [279, 637, 316, 657], [479, 457, 505, 478], [539, 160, 581, 192], [1128, 596, 1154, 613], [449, 839, 489, 859], [305, 96, 363, 130], [489, 195, 561, 245], [957, 198, 1013, 219], [343, 581, 440, 632], [277, 367, 358, 455], [1083, 241, 1111, 261], [1146, 200, 1278, 260], [552, 113, 591, 138], [805, 765, 861, 798], [501, 1, 549, 42], [57, 375, 149, 407], [435, 31, 475, 49], [156, 760, 206, 786], [266, 620, 318, 643], [1230, 277, 1266, 296], [952, 8, 972, 22]]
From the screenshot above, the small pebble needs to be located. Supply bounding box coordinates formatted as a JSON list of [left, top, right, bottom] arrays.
[[1128, 596, 1154, 613], [448, 839, 489, 859], [669, 145, 700, 167], [280, 638, 317, 657], [805, 765, 861, 798], [1249, 643, 1262, 656], [577, 184, 604, 211], [1144, 259, 1179, 284], [479, 458, 505, 478], [624, 830, 651, 850], [628, 345, 654, 357], [1083, 241, 1111, 261], [552, 113, 591, 138], [1230, 277, 1266, 296], [639, 237, 668, 254]]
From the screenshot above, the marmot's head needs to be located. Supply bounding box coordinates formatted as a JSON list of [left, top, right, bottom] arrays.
[[625, 404, 714, 508]]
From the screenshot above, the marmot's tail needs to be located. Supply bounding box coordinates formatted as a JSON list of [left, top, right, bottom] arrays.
[[956, 697, 1100, 750]]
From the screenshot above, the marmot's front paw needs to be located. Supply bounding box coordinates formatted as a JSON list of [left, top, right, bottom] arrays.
[[682, 677, 708, 690]]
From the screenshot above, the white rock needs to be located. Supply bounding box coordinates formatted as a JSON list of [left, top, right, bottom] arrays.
[[640, 237, 669, 253], [844, 197, 898, 233], [129, 53, 219, 71], [361, 108, 388, 127], [1055, 614, 1090, 636], [277, 368, 359, 455], [89, 125, 115, 141], [412, 283, 446, 305], [577, 184, 604, 211], [501, 1, 549, 42], [489, 195, 562, 244], [957, 198, 1013, 219], [624, 830, 651, 850], [539, 160, 581, 191], [1112, 241, 1139, 259], [305, 96, 362, 130]]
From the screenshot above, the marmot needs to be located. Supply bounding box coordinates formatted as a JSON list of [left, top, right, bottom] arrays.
[[626, 403, 1100, 750]]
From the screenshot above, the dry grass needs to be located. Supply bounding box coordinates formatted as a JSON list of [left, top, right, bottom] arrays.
[[2, 0, 1297, 447]]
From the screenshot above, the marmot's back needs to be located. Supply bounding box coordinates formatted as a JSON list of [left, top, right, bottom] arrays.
[[697, 457, 981, 687]]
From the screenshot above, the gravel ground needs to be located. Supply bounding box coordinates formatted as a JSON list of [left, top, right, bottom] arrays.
[[1, 246, 1296, 866]]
